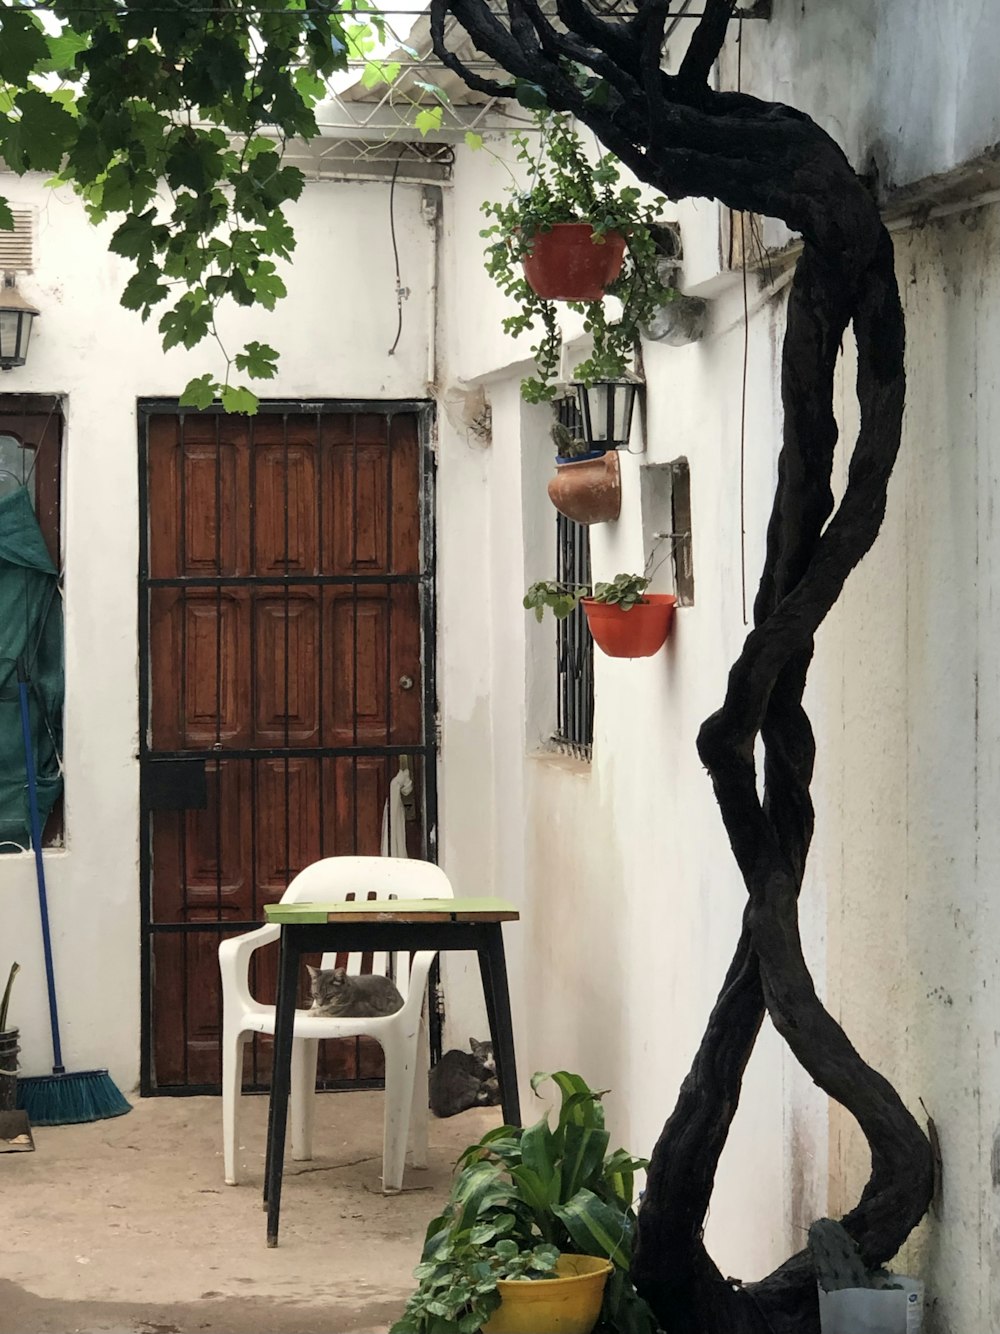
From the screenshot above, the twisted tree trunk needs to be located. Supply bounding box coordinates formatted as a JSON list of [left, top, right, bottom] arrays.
[[431, 3, 935, 1328]]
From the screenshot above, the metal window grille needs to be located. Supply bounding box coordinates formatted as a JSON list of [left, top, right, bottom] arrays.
[[552, 396, 593, 758]]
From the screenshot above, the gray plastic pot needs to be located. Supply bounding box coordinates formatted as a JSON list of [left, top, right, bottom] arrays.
[[818, 1277, 924, 1334]]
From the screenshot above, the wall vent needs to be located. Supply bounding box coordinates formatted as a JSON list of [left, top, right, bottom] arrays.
[[0, 208, 35, 274]]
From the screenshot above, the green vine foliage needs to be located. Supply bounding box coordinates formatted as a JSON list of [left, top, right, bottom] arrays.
[[480, 112, 675, 402], [0, 0, 391, 411], [391, 1231, 560, 1334], [524, 572, 651, 621]]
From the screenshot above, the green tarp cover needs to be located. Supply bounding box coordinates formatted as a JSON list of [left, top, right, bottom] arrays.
[[0, 486, 62, 851]]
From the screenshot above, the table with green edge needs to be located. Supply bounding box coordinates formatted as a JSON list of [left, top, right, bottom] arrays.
[[261, 897, 521, 1246]]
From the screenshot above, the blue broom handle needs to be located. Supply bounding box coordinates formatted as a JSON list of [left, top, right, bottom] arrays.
[[17, 664, 64, 1074]]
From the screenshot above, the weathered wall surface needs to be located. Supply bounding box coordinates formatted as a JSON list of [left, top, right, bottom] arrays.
[[0, 175, 435, 1094], [810, 207, 1000, 1329], [730, 0, 1000, 192], [437, 4, 1000, 1320]]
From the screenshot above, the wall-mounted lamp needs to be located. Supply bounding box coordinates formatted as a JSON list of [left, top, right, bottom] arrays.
[[0, 278, 38, 370], [574, 379, 639, 452]]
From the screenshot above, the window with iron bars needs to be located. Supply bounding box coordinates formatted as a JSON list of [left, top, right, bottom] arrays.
[[552, 396, 594, 758]]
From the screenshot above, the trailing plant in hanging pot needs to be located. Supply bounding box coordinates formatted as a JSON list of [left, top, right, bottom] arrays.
[[481, 111, 675, 402], [525, 573, 676, 658]]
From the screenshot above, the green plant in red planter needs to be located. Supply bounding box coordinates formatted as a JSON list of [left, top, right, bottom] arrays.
[[524, 573, 676, 659], [481, 111, 675, 403]]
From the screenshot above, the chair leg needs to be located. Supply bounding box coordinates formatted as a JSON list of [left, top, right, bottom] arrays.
[[381, 1029, 419, 1194], [290, 1037, 319, 1162], [223, 1029, 248, 1186], [408, 1019, 429, 1170]]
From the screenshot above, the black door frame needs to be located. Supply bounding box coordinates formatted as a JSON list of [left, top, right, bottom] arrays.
[[136, 399, 438, 1095]]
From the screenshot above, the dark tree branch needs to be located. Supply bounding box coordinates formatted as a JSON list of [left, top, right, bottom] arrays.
[[637, 0, 670, 141], [429, 1, 516, 97], [508, 0, 644, 106], [553, 0, 643, 78], [678, 0, 738, 87]]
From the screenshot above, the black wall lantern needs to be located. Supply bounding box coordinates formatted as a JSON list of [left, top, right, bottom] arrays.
[[574, 379, 639, 451], [0, 280, 38, 370]]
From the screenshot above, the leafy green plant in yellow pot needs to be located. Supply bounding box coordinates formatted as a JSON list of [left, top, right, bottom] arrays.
[[390, 1072, 656, 1334]]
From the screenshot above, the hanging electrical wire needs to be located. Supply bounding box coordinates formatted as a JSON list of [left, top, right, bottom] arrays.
[[387, 147, 407, 356]]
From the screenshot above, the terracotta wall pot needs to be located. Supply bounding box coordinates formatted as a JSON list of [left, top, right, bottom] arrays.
[[582, 594, 677, 658], [547, 450, 621, 525], [522, 223, 626, 301]]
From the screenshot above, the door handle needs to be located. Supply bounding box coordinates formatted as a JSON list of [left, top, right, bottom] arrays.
[[399, 675, 414, 691]]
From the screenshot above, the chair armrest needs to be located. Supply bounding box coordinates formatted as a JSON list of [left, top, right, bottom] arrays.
[[218, 923, 281, 1014], [401, 948, 438, 1011]]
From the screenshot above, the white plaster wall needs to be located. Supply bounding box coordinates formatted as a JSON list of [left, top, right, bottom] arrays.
[[438, 34, 1000, 1313], [808, 207, 1000, 1331], [730, 0, 1000, 191], [0, 174, 435, 1093], [440, 137, 801, 1278]]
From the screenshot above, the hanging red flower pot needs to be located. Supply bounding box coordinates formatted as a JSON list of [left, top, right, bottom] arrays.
[[581, 594, 677, 658], [522, 223, 627, 301]]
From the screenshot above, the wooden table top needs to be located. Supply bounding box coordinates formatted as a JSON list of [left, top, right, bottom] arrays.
[[264, 897, 520, 925]]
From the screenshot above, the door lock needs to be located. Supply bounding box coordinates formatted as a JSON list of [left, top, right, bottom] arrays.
[[399, 675, 415, 691]]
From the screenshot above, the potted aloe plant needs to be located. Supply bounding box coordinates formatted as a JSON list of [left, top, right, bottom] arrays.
[[481, 111, 675, 402], [390, 1072, 656, 1334], [525, 573, 676, 659]]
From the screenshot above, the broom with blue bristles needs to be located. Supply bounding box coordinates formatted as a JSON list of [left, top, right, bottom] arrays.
[[14, 659, 131, 1126]]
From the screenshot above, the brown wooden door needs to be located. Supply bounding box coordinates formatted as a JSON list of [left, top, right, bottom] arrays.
[[140, 407, 434, 1091]]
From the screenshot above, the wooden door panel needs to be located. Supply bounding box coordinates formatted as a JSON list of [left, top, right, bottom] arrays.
[[146, 409, 427, 1090], [320, 415, 420, 576], [388, 415, 421, 574], [323, 756, 387, 856], [183, 442, 241, 575], [329, 444, 388, 572], [148, 417, 251, 578], [253, 592, 320, 746], [254, 758, 323, 906], [148, 589, 252, 750], [151, 761, 254, 922], [253, 439, 318, 575], [322, 586, 422, 745]]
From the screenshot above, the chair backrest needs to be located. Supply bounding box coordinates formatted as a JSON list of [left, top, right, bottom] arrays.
[[281, 856, 454, 995], [281, 856, 453, 906]]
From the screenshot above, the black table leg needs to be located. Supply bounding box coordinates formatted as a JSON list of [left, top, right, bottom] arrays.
[[265, 926, 299, 1247], [478, 926, 520, 1128]]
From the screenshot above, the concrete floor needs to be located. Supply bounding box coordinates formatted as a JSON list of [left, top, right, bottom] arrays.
[[0, 1091, 502, 1334]]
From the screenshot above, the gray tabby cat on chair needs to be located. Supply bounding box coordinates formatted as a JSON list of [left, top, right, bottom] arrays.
[[305, 964, 404, 1018], [429, 1038, 500, 1118]]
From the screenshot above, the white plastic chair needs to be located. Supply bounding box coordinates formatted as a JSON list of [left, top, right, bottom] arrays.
[[218, 855, 453, 1193]]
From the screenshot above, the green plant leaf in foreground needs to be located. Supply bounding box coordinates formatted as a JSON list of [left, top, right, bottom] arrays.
[[179, 375, 217, 410], [553, 1187, 631, 1270], [220, 384, 260, 415]]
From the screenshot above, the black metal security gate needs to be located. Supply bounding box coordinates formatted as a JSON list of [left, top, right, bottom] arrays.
[[137, 400, 438, 1094]]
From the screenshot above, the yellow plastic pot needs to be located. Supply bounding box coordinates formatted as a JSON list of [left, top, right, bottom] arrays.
[[483, 1254, 614, 1334]]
